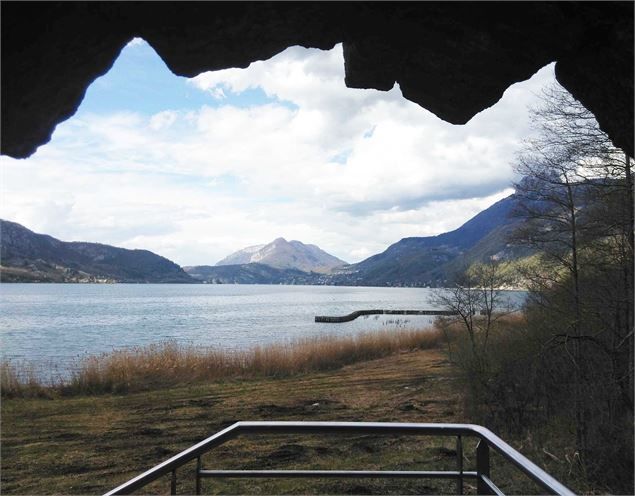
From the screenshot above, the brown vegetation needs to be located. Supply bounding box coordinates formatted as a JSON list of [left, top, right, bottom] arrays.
[[2, 319, 612, 494], [1, 328, 442, 397], [3, 346, 597, 495], [438, 288, 633, 493], [2, 348, 465, 495]]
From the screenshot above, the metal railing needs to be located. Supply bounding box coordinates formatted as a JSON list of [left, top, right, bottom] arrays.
[[104, 421, 575, 496]]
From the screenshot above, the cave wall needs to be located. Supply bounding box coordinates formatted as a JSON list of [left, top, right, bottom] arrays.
[[2, 1, 633, 159]]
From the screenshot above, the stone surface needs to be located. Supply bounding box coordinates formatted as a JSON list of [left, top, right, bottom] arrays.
[[2, 2, 632, 158]]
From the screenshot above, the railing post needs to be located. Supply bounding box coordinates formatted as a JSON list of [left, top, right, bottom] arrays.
[[456, 435, 463, 495], [196, 456, 202, 495], [476, 439, 491, 495], [171, 469, 177, 495]]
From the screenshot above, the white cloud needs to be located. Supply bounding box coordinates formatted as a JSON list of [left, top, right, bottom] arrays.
[[0, 42, 557, 265], [149, 110, 178, 131]]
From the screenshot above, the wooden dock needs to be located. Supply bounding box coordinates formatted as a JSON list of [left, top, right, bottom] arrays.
[[315, 309, 458, 323]]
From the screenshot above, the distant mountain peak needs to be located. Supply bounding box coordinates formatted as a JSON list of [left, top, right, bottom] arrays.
[[216, 238, 347, 273]]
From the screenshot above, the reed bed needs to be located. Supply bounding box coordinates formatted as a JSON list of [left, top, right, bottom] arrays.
[[1, 327, 442, 397]]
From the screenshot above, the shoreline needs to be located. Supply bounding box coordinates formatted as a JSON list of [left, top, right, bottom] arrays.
[[0, 278, 531, 291], [2, 327, 443, 398]]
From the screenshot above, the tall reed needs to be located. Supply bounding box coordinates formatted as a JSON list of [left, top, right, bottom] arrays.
[[1, 328, 442, 397]]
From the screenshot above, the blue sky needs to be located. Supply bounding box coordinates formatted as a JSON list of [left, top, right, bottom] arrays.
[[80, 38, 295, 116], [0, 39, 557, 265]]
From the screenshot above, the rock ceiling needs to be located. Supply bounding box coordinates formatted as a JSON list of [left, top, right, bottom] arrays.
[[2, 2, 633, 159]]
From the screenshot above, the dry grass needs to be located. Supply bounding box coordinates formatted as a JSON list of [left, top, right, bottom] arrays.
[[2, 348, 466, 495], [1, 328, 442, 397], [0, 361, 49, 398]]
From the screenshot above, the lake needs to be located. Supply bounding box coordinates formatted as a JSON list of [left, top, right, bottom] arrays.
[[0, 284, 523, 375]]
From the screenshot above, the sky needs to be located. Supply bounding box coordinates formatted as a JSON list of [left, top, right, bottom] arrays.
[[0, 39, 557, 266]]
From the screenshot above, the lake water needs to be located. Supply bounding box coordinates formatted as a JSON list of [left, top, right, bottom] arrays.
[[0, 284, 523, 375]]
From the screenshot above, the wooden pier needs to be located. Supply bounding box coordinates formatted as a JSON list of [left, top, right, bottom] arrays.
[[315, 309, 458, 323]]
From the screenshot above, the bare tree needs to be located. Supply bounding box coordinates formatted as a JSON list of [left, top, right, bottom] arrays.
[[511, 82, 634, 473], [434, 259, 514, 358]]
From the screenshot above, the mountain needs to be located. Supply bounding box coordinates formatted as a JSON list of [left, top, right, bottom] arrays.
[[0, 220, 195, 283], [1, 193, 529, 286], [327, 194, 532, 287], [187, 194, 530, 287], [184, 263, 329, 285], [216, 237, 347, 273], [215, 244, 266, 265]]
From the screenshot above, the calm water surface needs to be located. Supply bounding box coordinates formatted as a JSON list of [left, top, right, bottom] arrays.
[[0, 284, 523, 374]]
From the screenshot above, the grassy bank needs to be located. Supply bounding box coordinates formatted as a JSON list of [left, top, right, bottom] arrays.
[[2, 328, 443, 397], [2, 347, 460, 495], [1, 346, 598, 495], [2, 323, 609, 494]]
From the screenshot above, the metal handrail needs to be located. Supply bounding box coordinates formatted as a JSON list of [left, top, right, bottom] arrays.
[[104, 421, 575, 496]]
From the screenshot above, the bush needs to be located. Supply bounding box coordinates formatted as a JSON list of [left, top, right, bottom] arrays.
[[438, 304, 634, 494]]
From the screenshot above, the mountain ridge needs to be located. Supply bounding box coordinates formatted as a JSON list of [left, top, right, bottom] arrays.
[[337, 194, 522, 286], [186, 194, 530, 286], [216, 244, 266, 265], [216, 237, 347, 274], [2, 193, 531, 286], [183, 263, 330, 285], [0, 220, 194, 283]]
